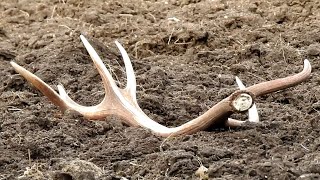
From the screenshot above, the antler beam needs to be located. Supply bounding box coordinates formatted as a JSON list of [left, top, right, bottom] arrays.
[[10, 35, 311, 137]]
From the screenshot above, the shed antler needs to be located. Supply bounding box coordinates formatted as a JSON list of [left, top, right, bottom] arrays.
[[10, 35, 311, 137]]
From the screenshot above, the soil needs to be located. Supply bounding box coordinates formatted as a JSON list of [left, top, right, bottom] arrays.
[[0, 0, 320, 179]]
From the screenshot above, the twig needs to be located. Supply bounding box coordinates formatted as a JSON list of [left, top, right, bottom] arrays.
[[167, 27, 175, 45]]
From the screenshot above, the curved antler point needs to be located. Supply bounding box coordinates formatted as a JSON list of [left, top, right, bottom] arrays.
[[304, 59, 311, 71]]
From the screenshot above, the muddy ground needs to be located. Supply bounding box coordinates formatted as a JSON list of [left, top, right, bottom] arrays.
[[0, 0, 320, 179]]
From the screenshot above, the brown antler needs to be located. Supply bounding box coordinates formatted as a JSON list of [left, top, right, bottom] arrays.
[[10, 35, 311, 137]]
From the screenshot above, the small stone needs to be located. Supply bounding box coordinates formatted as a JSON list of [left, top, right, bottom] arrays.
[[195, 165, 208, 180], [307, 44, 320, 56], [52, 159, 103, 180]]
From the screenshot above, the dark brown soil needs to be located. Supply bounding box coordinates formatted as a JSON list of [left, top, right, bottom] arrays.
[[1, 0, 320, 179]]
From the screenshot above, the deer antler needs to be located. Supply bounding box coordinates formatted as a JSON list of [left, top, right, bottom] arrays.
[[10, 35, 311, 137]]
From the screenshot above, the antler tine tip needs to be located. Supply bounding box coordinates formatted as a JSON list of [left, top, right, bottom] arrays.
[[114, 40, 127, 53], [302, 59, 312, 74], [79, 35, 87, 44], [304, 59, 311, 67], [235, 76, 245, 90], [10, 61, 27, 75], [10, 61, 18, 68], [57, 84, 68, 98]]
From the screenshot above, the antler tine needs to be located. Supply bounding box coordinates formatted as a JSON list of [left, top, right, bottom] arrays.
[[246, 59, 311, 96], [114, 40, 137, 102], [79, 35, 119, 95], [57, 84, 84, 109], [225, 118, 246, 127], [10, 61, 121, 119], [10, 61, 69, 111]]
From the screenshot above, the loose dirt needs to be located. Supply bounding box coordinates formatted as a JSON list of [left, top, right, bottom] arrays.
[[1, 0, 320, 179]]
